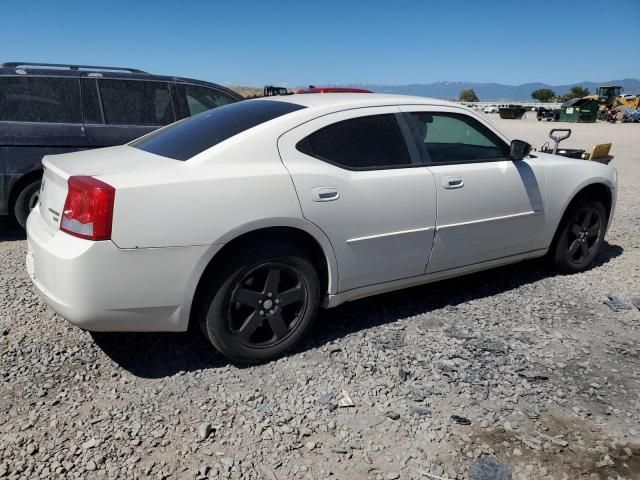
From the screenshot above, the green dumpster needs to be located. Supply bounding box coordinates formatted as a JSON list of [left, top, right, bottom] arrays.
[[559, 98, 598, 123]]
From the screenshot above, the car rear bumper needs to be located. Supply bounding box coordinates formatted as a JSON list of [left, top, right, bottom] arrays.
[[26, 205, 217, 332]]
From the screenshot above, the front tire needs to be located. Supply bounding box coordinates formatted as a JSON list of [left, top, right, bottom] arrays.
[[198, 242, 321, 363], [551, 200, 607, 273], [13, 180, 42, 229]]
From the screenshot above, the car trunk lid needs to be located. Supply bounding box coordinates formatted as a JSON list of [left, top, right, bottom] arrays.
[[37, 145, 176, 235]]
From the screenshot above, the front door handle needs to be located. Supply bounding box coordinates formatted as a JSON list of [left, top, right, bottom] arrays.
[[311, 186, 340, 202], [442, 176, 464, 189]]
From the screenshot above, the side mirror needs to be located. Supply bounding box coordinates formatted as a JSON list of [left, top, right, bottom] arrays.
[[510, 139, 531, 160]]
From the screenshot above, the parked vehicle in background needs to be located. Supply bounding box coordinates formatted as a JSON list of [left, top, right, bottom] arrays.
[[498, 104, 526, 119], [27, 94, 617, 363], [244, 86, 292, 98], [0, 62, 242, 227], [537, 107, 559, 121], [483, 105, 498, 113]]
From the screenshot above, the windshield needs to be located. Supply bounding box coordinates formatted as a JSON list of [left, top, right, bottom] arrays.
[[131, 100, 306, 161]]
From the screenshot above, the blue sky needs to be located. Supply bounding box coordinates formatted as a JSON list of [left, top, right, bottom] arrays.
[[2, 0, 638, 87]]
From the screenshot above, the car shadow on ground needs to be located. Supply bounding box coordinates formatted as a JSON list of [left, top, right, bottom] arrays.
[[91, 330, 230, 378], [91, 241, 623, 379], [312, 241, 623, 344]]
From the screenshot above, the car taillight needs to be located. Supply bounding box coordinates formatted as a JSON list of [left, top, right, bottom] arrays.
[[60, 176, 115, 241]]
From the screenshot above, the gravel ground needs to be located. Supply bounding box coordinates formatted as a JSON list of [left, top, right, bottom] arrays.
[[1, 116, 639, 480]]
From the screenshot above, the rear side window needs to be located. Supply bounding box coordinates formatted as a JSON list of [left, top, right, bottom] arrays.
[[0, 76, 81, 123], [99, 80, 174, 126], [183, 84, 237, 115], [132, 100, 306, 161], [296, 114, 411, 170], [406, 112, 509, 164]]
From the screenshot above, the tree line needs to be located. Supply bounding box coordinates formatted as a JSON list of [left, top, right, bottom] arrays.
[[458, 86, 590, 103], [530, 86, 590, 103]]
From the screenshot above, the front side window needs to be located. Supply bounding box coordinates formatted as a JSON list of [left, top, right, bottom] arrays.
[[296, 114, 411, 170], [406, 112, 509, 164], [132, 100, 306, 161], [99, 80, 174, 126], [0, 76, 81, 123], [184, 84, 237, 116]]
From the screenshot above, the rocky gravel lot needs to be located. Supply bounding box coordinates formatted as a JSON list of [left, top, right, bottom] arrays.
[[1, 117, 639, 479]]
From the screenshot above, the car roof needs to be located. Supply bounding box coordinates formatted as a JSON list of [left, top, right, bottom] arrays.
[[264, 92, 458, 109], [0, 63, 242, 99]]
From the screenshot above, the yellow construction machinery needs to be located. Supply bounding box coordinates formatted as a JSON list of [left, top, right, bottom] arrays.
[[586, 85, 622, 108], [614, 94, 640, 110], [585, 85, 640, 120]]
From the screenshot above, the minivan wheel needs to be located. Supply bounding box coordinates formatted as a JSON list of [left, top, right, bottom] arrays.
[[14, 180, 42, 229], [198, 242, 321, 364], [551, 200, 606, 274]]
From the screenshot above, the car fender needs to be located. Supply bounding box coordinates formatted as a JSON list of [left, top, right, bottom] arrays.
[[176, 216, 339, 329], [557, 173, 617, 234], [538, 153, 617, 243], [212, 215, 339, 295]]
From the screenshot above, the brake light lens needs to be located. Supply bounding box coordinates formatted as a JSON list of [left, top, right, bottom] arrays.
[[60, 176, 115, 241]]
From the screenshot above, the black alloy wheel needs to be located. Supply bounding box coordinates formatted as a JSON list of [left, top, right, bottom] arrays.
[[552, 200, 606, 273], [227, 262, 308, 348], [198, 242, 321, 364], [565, 205, 602, 264]]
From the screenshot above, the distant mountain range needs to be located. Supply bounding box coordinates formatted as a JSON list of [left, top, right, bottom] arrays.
[[346, 79, 640, 101]]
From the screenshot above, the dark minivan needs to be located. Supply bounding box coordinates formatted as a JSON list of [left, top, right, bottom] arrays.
[[0, 62, 243, 227]]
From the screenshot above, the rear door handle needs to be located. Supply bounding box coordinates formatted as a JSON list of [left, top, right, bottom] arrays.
[[442, 176, 464, 189], [311, 186, 340, 202]]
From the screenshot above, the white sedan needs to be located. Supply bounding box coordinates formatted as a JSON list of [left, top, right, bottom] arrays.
[[27, 94, 617, 363]]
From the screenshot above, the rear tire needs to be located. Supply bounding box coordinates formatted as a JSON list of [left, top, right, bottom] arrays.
[[13, 180, 42, 229], [197, 242, 321, 364], [551, 200, 607, 274]]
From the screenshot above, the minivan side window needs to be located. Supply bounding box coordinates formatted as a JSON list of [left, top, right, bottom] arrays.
[[0, 76, 81, 123], [406, 112, 509, 164], [98, 80, 174, 126], [296, 114, 412, 170], [184, 85, 237, 115]]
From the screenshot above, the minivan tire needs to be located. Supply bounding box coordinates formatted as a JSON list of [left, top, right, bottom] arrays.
[[198, 242, 321, 364], [14, 180, 42, 229]]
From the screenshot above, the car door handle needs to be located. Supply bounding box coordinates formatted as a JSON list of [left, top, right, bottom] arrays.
[[442, 176, 464, 189], [311, 186, 340, 202]]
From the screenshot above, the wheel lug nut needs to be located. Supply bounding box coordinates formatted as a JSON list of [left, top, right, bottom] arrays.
[[259, 310, 264, 315], [258, 299, 263, 304], [267, 292, 273, 298], [275, 299, 280, 304], [269, 309, 275, 314]]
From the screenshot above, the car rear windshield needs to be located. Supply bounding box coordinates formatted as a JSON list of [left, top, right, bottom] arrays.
[[131, 99, 306, 160]]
